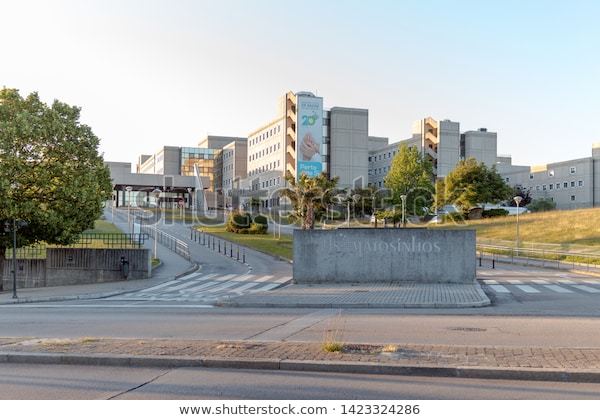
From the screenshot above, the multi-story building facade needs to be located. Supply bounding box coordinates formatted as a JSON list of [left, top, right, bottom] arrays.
[[497, 144, 600, 209]]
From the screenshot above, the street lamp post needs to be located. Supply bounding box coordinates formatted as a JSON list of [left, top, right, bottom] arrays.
[[514, 196, 523, 256], [400, 194, 407, 228], [125, 186, 133, 227], [152, 188, 161, 260]]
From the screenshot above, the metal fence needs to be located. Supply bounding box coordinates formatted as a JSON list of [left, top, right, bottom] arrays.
[[190, 228, 246, 264], [477, 243, 600, 272], [8, 233, 149, 260]]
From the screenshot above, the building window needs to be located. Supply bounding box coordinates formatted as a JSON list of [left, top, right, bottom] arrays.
[[549, 184, 553, 190], [548, 170, 554, 177], [368, 157, 372, 162], [505, 177, 510, 183], [529, 173, 534, 180], [542, 185, 547, 191], [570, 167, 576, 174], [564, 182, 568, 188], [536, 185, 540, 191], [571, 181, 576, 187], [556, 183, 560, 189], [571, 195, 576, 201], [579, 180, 584, 187]]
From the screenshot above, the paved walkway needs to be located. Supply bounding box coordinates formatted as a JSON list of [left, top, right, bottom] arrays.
[[228, 282, 490, 308], [2, 337, 600, 381]]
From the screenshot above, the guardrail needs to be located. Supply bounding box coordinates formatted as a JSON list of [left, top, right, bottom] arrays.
[[477, 243, 600, 272], [190, 228, 246, 264]]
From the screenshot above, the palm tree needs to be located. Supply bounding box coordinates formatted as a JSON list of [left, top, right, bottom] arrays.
[[281, 173, 339, 230]]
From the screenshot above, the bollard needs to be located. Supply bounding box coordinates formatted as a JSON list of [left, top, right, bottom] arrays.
[[212, 237, 215, 251], [190, 229, 193, 240], [492, 258, 495, 269], [479, 256, 482, 267], [237, 246, 240, 261], [230, 246, 233, 258], [224, 242, 227, 255], [218, 240, 221, 253], [242, 250, 246, 264]]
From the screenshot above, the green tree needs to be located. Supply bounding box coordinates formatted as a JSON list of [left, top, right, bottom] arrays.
[[440, 158, 512, 213], [528, 197, 556, 212], [281, 172, 338, 230], [0, 88, 112, 287], [384, 144, 434, 215]]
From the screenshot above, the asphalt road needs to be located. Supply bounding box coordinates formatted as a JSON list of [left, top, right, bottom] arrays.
[[2, 363, 600, 399], [2, 305, 600, 347]]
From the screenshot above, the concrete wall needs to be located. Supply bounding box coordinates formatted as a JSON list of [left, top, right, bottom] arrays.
[[463, 129, 498, 168], [293, 228, 476, 284], [2, 248, 150, 290], [437, 120, 461, 178]]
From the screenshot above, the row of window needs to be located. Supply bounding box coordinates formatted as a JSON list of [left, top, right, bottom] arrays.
[[250, 125, 281, 146], [529, 180, 585, 192], [368, 166, 390, 176], [250, 142, 281, 161], [249, 160, 281, 176], [529, 166, 577, 179], [224, 163, 234, 173], [250, 176, 282, 191], [368, 150, 396, 162]]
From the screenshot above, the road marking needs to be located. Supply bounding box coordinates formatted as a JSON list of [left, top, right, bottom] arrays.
[[139, 280, 180, 292], [489, 285, 510, 293], [515, 285, 540, 293], [236, 274, 253, 281], [532, 279, 550, 284], [177, 271, 204, 281], [226, 282, 261, 294], [198, 273, 218, 280], [557, 279, 576, 284], [482, 279, 498, 284], [201, 281, 240, 293], [163, 280, 202, 292], [543, 285, 574, 293], [254, 283, 280, 292], [571, 285, 600, 293], [217, 274, 237, 281], [184, 281, 219, 293], [254, 275, 274, 282], [506, 279, 524, 285]]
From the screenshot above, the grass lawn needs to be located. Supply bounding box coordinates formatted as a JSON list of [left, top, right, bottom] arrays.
[[197, 225, 293, 261], [84, 220, 123, 234], [430, 207, 600, 252]]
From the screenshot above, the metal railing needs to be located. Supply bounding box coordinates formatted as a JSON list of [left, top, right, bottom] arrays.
[[139, 224, 191, 261], [190, 228, 246, 264], [477, 243, 600, 272]]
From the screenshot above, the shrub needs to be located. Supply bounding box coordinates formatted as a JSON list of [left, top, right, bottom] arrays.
[[249, 223, 268, 234], [528, 198, 556, 212], [226, 211, 252, 233], [482, 209, 509, 218], [253, 214, 268, 226], [439, 212, 466, 224]]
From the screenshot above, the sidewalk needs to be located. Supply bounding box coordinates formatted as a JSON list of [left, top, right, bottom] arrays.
[[1, 336, 600, 383], [226, 282, 491, 308]]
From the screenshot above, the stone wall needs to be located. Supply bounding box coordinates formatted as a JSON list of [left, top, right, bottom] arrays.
[[1, 248, 150, 290], [293, 228, 476, 284]]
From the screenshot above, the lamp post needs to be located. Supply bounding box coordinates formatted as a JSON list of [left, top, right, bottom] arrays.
[[400, 194, 407, 228], [125, 186, 133, 227], [5, 219, 27, 299], [514, 196, 523, 256], [152, 188, 161, 260]]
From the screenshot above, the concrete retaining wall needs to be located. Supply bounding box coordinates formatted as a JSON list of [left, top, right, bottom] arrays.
[[1, 248, 150, 290], [293, 228, 476, 284]]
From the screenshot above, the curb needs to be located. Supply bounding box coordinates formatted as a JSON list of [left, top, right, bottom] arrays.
[[2, 351, 600, 383], [224, 300, 491, 309]]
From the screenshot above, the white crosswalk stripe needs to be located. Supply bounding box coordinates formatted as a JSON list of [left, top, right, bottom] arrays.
[[543, 285, 573, 293], [571, 285, 600, 293], [489, 285, 510, 293], [140, 280, 180, 292], [515, 285, 540, 293]]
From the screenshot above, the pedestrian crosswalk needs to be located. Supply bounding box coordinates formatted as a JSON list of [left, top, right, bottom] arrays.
[[480, 274, 600, 296], [107, 271, 292, 303]]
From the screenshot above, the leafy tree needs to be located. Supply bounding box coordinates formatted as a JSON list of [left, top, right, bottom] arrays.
[[439, 158, 511, 213], [0, 88, 112, 288], [349, 186, 378, 217], [384, 144, 434, 216], [509, 185, 532, 207], [528, 197, 556, 212], [280, 172, 338, 230]]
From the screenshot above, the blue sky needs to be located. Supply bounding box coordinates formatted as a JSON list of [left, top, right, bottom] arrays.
[[1, 0, 598, 166]]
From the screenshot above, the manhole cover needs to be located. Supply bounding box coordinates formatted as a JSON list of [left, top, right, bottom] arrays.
[[447, 327, 487, 332]]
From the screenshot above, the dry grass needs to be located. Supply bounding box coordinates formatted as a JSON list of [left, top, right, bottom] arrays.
[[382, 344, 399, 353], [433, 208, 600, 252], [321, 310, 346, 353]]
